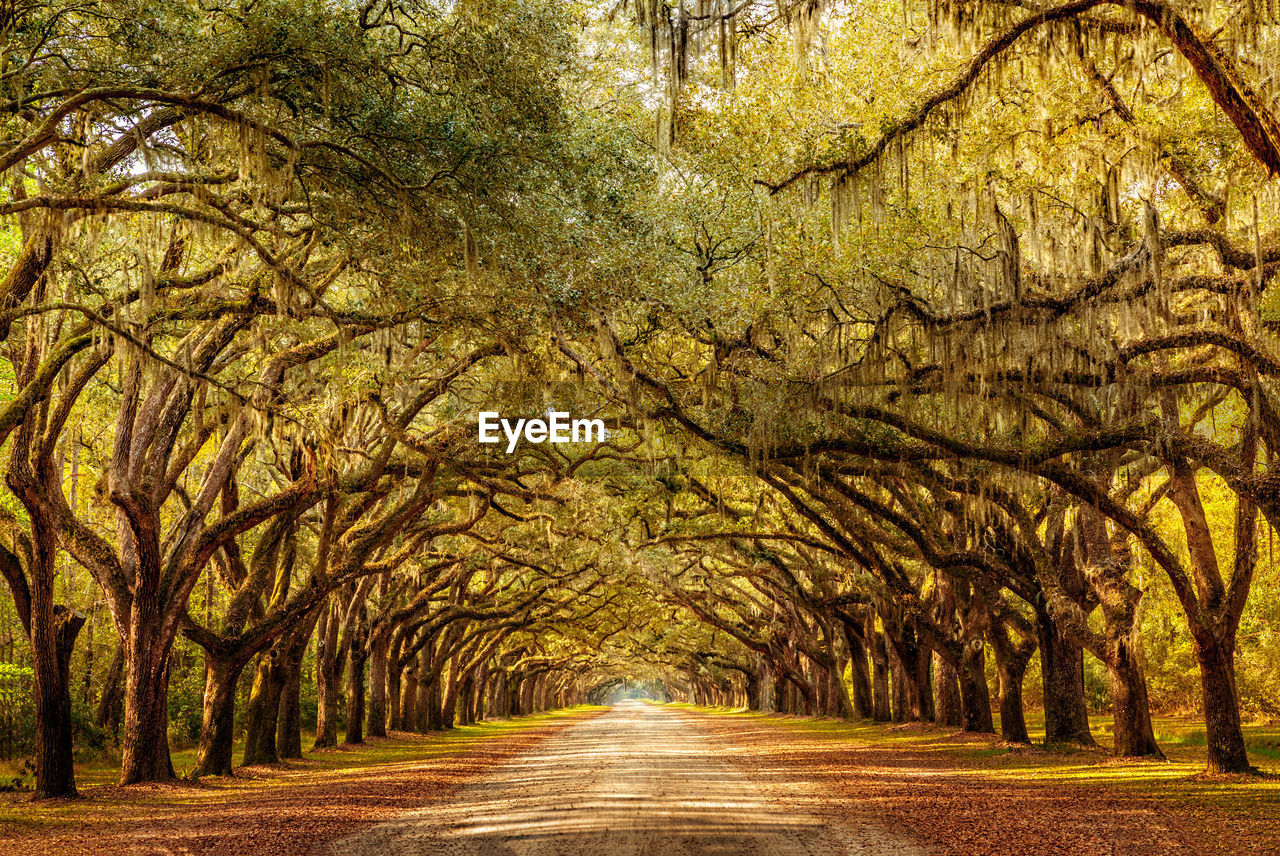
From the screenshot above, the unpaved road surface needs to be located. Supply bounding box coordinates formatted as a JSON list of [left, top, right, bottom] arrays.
[[325, 700, 927, 856]]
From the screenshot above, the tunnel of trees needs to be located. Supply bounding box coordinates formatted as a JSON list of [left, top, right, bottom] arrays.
[[0, 0, 1278, 801]]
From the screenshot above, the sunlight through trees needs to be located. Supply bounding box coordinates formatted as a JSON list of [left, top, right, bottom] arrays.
[[0, 0, 1278, 809]]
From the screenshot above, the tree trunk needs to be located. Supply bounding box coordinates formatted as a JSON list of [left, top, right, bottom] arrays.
[[916, 640, 935, 722], [473, 670, 487, 721], [869, 622, 891, 722], [509, 674, 525, 716], [842, 623, 872, 718], [386, 635, 404, 731], [264, 610, 316, 761], [887, 623, 928, 722], [1106, 636, 1163, 758], [415, 645, 433, 731], [277, 648, 304, 759], [492, 669, 510, 718], [1166, 461, 1254, 772], [985, 613, 1035, 744], [440, 660, 460, 729], [194, 653, 244, 777], [463, 674, 477, 724], [989, 642, 1031, 744], [367, 634, 388, 738], [958, 641, 995, 734], [474, 663, 490, 722], [755, 657, 774, 712], [744, 669, 760, 711], [425, 675, 443, 731], [521, 671, 539, 715], [996, 661, 1031, 744], [95, 643, 125, 735], [471, 665, 483, 721], [472, 671, 484, 721], [345, 652, 366, 745], [485, 670, 499, 718], [401, 666, 418, 732], [8, 463, 87, 798], [1193, 634, 1251, 772], [889, 647, 908, 722], [457, 675, 474, 725], [119, 608, 176, 784], [538, 674, 552, 712], [33, 604, 85, 798], [1036, 606, 1094, 746], [242, 649, 286, 766], [824, 630, 856, 719], [313, 602, 342, 750], [506, 670, 519, 717], [934, 653, 962, 727]]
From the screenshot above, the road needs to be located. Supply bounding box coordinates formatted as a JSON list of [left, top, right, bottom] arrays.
[[325, 700, 927, 856]]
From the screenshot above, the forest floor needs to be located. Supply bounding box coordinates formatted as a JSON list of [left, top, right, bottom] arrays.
[[0, 709, 593, 856], [688, 705, 1280, 856], [1, 703, 1277, 855]]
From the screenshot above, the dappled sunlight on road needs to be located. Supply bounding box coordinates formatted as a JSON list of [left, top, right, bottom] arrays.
[[327, 700, 926, 855]]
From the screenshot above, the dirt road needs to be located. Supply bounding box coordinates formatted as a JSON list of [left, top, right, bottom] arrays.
[[325, 700, 927, 856]]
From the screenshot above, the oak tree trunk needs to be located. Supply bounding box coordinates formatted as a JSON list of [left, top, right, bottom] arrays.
[[95, 643, 125, 735], [194, 653, 244, 777], [386, 636, 404, 731], [277, 652, 304, 759], [242, 649, 286, 766], [958, 641, 995, 734], [842, 623, 872, 718], [401, 667, 418, 731], [313, 603, 342, 750], [934, 653, 963, 727], [440, 659, 460, 729], [989, 643, 1031, 744], [33, 604, 85, 798], [367, 634, 388, 738], [1107, 636, 1163, 758], [1194, 634, 1251, 772], [869, 624, 892, 722], [1036, 607, 1094, 746], [425, 676, 444, 731], [345, 652, 366, 745], [120, 609, 176, 784]]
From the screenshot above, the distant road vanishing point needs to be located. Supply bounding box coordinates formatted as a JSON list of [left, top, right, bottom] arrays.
[[325, 700, 928, 856]]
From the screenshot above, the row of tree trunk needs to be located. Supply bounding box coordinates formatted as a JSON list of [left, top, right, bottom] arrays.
[[702, 603, 1129, 755]]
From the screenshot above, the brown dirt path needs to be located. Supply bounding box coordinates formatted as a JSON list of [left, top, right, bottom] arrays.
[[323, 699, 928, 856]]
